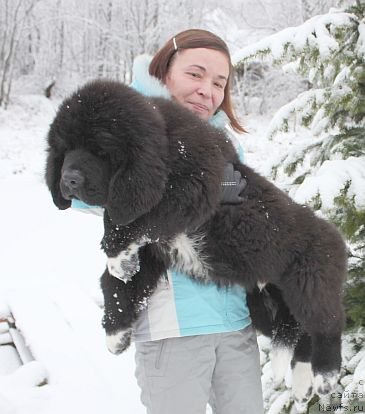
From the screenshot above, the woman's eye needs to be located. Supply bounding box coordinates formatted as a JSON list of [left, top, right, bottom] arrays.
[[187, 72, 200, 78], [214, 82, 224, 89]]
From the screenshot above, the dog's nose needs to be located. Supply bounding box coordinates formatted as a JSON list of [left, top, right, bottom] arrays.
[[61, 170, 85, 189]]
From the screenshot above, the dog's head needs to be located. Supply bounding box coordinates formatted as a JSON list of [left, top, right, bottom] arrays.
[[45, 80, 169, 225]]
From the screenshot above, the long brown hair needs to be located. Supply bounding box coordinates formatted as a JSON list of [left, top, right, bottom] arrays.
[[149, 29, 245, 133]]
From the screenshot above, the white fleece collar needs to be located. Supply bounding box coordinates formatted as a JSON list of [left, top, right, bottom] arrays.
[[131, 54, 171, 99]]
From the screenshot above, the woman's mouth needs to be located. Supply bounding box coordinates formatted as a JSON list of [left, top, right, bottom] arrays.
[[187, 102, 210, 114]]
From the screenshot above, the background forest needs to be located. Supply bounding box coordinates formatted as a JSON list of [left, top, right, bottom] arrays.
[[0, 0, 350, 108]]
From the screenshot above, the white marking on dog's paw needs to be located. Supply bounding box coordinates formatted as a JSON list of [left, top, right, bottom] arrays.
[[106, 328, 132, 354], [270, 347, 293, 387], [107, 242, 141, 282], [313, 371, 339, 395], [292, 362, 313, 409]]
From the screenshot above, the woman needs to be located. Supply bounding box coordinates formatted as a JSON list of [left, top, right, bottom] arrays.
[[72, 28, 263, 414], [129, 29, 264, 414]]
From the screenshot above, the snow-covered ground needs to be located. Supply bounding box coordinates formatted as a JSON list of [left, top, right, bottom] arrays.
[[0, 94, 364, 414], [0, 95, 144, 414]]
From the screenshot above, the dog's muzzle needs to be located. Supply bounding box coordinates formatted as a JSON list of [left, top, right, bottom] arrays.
[[60, 169, 85, 200]]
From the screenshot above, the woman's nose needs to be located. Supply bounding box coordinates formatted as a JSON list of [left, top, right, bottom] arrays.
[[197, 80, 212, 98]]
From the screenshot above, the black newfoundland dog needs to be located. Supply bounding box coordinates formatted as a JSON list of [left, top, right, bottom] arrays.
[[45, 79, 346, 399]]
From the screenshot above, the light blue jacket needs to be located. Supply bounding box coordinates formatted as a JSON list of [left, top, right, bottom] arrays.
[[73, 55, 250, 341]]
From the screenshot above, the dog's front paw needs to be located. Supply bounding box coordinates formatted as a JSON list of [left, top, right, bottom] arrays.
[[107, 243, 141, 283], [313, 371, 339, 395], [106, 328, 132, 354]]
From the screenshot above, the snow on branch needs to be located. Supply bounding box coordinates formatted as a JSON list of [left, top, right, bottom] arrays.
[[232, 10, 356, 66], [356, 19, 365, 56], [266, 88, 327, 139]]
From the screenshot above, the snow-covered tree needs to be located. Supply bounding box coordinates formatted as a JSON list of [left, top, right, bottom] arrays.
[[0, 0, 40, 107], [234, 1, 365, 412], [234, 0, 365, 327]]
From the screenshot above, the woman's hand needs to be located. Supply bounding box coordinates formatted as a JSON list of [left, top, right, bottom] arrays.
[[220, 163, 247, 204]]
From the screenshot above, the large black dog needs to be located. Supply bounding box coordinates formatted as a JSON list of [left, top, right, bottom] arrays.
[[45, 79, 346, 399]]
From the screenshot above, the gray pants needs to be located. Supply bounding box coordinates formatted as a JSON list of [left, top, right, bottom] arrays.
[[134, 325, 264, 414]]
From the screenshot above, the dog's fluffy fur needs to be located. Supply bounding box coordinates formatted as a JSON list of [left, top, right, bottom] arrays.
[[46, 80, 347, 397]]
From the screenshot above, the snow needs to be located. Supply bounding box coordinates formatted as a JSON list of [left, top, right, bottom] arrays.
[[0, 346, 22, 375], [267, 390, 291, 414], [232, 11, 354, 65], [265, 88, 327, 139], [356, 21, 365, 57], [333, 66, 351, 86], [294, 156, 365, 209]]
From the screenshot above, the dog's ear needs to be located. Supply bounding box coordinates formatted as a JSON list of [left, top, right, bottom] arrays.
[[107, 152, 168, 226], [45, 151, 71, 210]]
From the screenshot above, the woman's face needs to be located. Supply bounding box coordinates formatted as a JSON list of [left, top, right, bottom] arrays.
[[165, 48, 230, 120]]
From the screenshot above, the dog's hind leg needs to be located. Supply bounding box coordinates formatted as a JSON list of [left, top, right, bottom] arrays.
[[100, 244, 166, 354], [247, 285, 302, 388], [311, 332, 342, 396], [278, 267, 344, 396]]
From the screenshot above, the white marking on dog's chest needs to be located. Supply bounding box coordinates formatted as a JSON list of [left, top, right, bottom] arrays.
[[169, 233, 210, 280], [257, 282, 267, 291]]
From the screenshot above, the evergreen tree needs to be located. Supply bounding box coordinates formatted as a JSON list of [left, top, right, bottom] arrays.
[[234, 0, 365, 330], [235, 4, 365, 411]]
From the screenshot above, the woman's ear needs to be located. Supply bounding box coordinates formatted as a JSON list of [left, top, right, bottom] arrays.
[[45, 151, 71, 210], [107, 156, 168, 225]]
